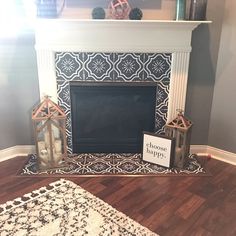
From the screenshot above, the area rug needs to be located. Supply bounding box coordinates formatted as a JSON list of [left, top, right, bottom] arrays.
[[18, 153, 209, 176], [0, 179, 158, 236]]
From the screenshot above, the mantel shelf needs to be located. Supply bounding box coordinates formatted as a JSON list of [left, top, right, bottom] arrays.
[[35, 19, 212, 53], [37, 18, 211, 23], [36, 19, 212, 27]]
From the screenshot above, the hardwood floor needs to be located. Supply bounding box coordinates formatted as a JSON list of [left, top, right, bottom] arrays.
[[0, 156, 236, 235]]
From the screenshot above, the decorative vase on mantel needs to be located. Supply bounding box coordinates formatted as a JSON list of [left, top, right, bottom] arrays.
[[175, 0, 186, 20], [189, 0, 208, 20]]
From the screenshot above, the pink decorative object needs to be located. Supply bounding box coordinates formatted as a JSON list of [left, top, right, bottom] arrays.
[[108, 0, 131, 19]]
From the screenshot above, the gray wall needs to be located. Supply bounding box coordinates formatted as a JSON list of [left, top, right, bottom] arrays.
[[185, 0, 225, 145], [0, 34, 39, 149], [208, 0, 236, 153]]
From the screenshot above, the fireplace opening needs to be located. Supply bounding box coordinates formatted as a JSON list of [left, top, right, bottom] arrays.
[[70, 82, 156, 153]]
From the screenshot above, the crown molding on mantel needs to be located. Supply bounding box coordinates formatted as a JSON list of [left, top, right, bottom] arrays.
[[35, 19, 211, 53]]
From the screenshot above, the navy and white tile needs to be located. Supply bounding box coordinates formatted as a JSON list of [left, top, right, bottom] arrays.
[[55, 52, 172, 153]]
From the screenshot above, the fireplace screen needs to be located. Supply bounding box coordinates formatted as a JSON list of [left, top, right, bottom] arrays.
[[70, 83, 156, 153]]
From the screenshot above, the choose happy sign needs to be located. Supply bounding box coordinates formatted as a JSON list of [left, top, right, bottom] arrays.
[[142, 132, 175, 168]]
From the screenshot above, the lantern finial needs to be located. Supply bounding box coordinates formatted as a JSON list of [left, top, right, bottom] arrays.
[[44, 95, 51, 99], [176, 108, 184, 115]]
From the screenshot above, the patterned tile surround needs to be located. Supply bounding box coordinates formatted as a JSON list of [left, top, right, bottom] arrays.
[[55, 52, 172, 153]]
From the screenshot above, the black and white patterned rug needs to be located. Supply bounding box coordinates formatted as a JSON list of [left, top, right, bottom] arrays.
[[0, 179, 158, 236], [18, 153, 209, 176]]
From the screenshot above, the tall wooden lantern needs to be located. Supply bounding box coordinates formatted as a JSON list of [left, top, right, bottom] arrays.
[[32, 96, 67, 170], [165, 110, 193, 168]]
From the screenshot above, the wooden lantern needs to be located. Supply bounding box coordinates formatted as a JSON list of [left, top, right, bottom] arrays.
[[165, 110, 193, 168], [32, 96, 67, 170]]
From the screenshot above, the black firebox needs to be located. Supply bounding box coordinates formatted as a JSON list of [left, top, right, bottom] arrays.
[[70, 82, 156, 153]]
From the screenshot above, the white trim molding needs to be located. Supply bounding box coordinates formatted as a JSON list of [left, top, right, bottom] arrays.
[[190, 145, 236, 166], [168, 52, 190, 121], [0, 145, 35, 163]]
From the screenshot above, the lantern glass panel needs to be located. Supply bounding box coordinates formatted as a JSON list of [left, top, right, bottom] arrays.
[[34, 119, 66, 170]]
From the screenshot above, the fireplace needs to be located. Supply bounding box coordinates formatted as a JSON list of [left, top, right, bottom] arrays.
[[70, 83, 156, 153], [35, 19, 206, 153], [55, 52, 171, 153]]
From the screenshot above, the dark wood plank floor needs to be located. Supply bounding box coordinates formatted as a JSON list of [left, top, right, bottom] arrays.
[[0, 156, 236, 236]]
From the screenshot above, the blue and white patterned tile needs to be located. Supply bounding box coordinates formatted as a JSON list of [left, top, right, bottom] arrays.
[[55, 52, 172, 153], [66, 135, 73, 154], [156, 86, 168, 104], [114, 53, 143, 82], [57, 80, 73, 151], [55, 52, 83, 81], [144, 53, 171, 81], [84, 53, 113, 81], [57, 81, 71, 110]]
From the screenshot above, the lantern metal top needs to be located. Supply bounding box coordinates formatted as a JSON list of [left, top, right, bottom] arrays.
[[32, 96, 66, 121], [165, 110, 193, 131]]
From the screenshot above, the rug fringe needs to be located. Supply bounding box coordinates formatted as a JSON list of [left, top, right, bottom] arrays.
[[0, 179, 75, 214]]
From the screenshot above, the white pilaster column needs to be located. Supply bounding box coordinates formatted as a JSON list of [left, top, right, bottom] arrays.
[[167, 52, 190, 121], [35, 49, 58, 102]]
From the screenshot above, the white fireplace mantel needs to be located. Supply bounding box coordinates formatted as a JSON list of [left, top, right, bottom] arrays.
[[35, 19, 211, 121], [35, 19, 209, 52]]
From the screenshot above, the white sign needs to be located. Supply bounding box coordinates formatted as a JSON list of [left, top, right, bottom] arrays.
[[142, 132, 175, 168]]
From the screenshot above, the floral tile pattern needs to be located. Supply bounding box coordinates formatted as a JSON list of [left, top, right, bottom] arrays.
[[55, 52, 172, 153], [18, 154, 207, 176]]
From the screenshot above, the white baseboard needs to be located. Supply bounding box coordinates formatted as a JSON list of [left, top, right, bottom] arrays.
[[0, 145, 35, 162], [190, 145, 208, 156], [190, 145, 236, 166], [0, 145, 235, 166]]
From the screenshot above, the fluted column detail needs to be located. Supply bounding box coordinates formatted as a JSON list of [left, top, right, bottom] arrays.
[[36, 49, 58, 102], [167, 52, 190, 121]]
